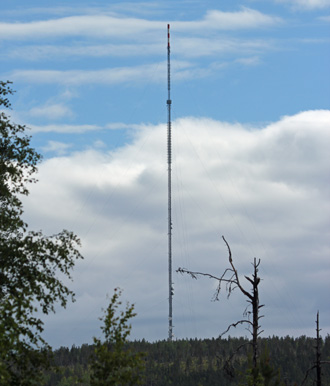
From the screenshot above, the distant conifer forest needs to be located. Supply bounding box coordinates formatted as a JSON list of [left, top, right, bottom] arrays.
[[44, 335, 330, 385]]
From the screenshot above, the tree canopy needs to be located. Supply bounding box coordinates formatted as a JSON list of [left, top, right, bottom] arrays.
[[0, 81, 83, 384]]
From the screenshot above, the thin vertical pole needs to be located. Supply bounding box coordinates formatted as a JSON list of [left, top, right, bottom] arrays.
[[167, 23, 173, 341]]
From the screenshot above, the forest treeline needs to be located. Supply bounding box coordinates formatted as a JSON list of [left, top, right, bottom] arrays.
[[44, 335, 330, 385]]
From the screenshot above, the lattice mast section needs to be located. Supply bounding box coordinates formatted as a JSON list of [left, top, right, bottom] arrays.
[[167, 23, 173, 341]]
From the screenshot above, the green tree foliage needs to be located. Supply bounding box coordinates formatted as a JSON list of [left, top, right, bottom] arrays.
[[0, 81, 83, 384], [90, 288, 145, 386], [241, 345, 284, 386]]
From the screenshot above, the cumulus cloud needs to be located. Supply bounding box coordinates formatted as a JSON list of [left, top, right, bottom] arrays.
[[22, 110, 330, 347]]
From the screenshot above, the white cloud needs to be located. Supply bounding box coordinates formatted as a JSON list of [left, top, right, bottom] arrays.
[[6, 37, 272, 61], [10, 63, 168, 86], [276, 0, 330, 9], [0, 8, 281, 41], [6, 43, 162, 60], [175, 37, 271, 59], [21, 121, 138, 134], [22, 110, 330, 347], [9, 55, 263, 87], [235, 56, 261, 66], [93, 140, 106, 149], [30, 123, 101, 133], [179, 8, 281, 30], [42, 140, 72, 155], [10, 60, 214, 87], [29, 103, 73, 120]]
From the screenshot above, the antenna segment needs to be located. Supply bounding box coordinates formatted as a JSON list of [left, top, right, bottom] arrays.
[[167, 23, 173, 341]]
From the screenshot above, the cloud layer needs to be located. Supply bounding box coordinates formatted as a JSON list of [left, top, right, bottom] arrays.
[[0, 8, 280, 40], [277, 0, 330, 9], [22, 110, 330, 347]]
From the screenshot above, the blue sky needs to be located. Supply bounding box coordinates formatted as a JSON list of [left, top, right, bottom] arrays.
[[1, 0, 330, 348]]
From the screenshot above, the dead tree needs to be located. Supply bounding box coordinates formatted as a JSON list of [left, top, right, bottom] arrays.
[[301, 312, 330, 386], [177, 236, 264, 377], [316, 311, 322, 386]]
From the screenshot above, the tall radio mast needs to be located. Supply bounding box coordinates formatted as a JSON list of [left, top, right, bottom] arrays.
[[167, 23, 173, 341]]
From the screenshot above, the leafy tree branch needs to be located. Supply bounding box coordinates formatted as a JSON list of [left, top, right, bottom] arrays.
[[1, 81, 83, 384], [91, 288, 145, 386]]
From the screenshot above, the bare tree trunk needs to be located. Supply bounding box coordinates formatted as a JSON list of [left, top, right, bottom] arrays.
[[244, 257, 263, 375], [316, 311, 321, 386], [301, 312, 330, 386], [252, 258, 259, 370], [177, 236, 264, 382]]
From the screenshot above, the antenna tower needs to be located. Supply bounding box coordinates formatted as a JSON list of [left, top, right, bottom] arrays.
[[167, 23, 173, 341]]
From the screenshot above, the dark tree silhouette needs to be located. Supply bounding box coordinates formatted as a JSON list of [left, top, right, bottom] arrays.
[[301, 312, 330, 386]]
